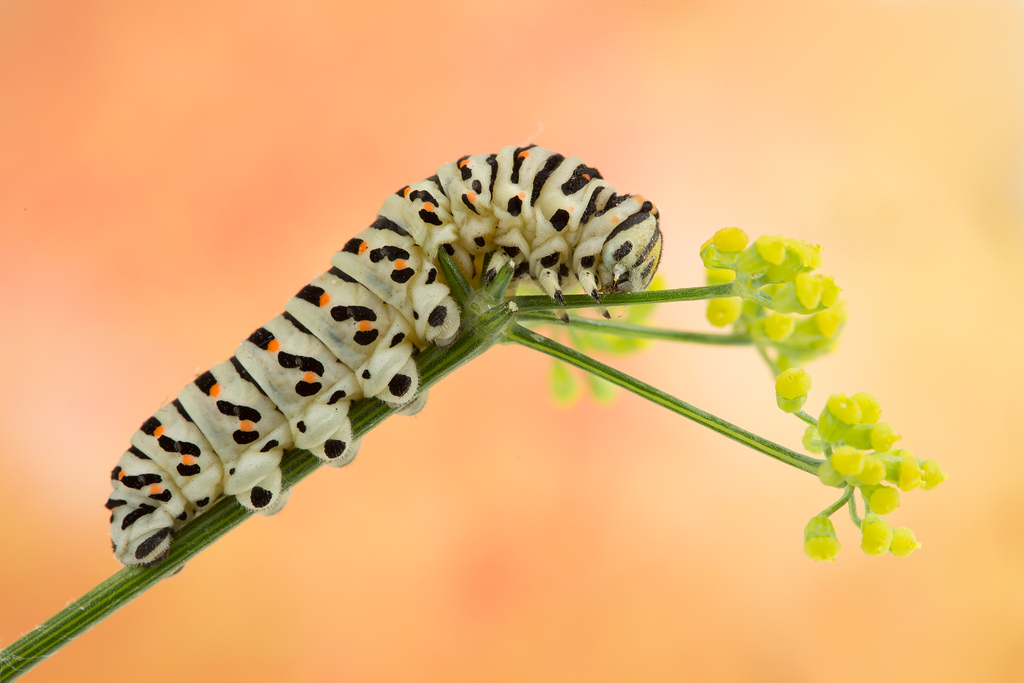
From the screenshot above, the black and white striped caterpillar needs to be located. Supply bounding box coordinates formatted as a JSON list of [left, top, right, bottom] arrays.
[[106, 145, 664, 566]]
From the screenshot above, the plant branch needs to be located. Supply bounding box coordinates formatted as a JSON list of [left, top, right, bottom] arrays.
[[506, 324, 822, 475], [818, 486, 854, 518], [517, 311, 752, 346], [508, 283, 735, 314]]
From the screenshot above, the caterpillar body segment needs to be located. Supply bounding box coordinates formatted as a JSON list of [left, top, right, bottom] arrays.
[[107, 145, 664, 566]]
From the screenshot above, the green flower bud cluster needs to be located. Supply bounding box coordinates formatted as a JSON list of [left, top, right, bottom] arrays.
[[700, 228, 845, 369], [791, 383, 945, 562]]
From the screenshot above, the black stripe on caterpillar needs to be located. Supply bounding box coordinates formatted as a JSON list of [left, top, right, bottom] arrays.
[[106, 145, 664, 566]]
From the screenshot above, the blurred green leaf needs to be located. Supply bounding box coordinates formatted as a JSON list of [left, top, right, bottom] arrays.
[[549, 360, 579, 406], [586, 372, 618, 404]]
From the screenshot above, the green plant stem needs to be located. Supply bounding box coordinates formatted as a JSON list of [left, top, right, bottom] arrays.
[[795, 411, 818, 427], [518, 311, 753, 346], [435, 246, 473, 307], [755, 345, 783, 376], [818, 486, 854, 518], [0, 302, 516, 683], [848, 492, 863, 527], [509, 283, 735, 314], [506, 324, 822, 475]]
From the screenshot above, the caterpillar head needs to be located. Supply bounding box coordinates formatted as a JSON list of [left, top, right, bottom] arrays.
[[601, 204, 663, 293]]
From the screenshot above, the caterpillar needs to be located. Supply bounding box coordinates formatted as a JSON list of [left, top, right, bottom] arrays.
[[106, 145, 664, 566]]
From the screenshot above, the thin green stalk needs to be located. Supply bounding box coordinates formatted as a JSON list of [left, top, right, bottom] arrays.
[[508, 283, 735, 314], [848, 492, 863, 527], [795, 410, 818, 427], [755, 345, 783, 377], [507, 324, 822, 475], [818, 486, 854, 518], [0, 301, 516, 683], [517, 311, 753, 346], [435, 246, 473, 307]]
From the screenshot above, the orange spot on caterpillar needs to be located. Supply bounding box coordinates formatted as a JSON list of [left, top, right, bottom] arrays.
[[268, 340, 280, 352], [517, 192, 525, 200], [358, 242, 368, 255], [210, 383, 221, 397], [466, 192, 477, 203], [610, 216, 620, 224], [583, 174, 591, 180], [357, 321, 372, 332], [423, 203, 435, 212], [518, 150, 530, 159], [239, 420, 254, 431], [303, 372, 316, 383], [394, 259, 407, 269], [319, 293, 330, 307], [181, 455, 196, 466], [148, 484, 162, 495], [118, 470, 125, 479], [154, 426, 164, 437], [568, 205, 576, 212], [402, 186, 411, 197], [459, 160, 470, 168]]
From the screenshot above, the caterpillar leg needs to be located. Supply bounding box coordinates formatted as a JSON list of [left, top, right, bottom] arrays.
[[300, 399, 360, 467], [398, 389, 429, 416], [535, 265, 570, 323], [108, 493, 176, 566], [108, 449, 191, 565]]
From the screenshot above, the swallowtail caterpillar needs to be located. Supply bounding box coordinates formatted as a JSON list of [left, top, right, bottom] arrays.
[[106, 145, 664, 566]]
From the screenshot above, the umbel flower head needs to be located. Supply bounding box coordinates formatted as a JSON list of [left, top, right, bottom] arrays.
[[701, 228, 845, 369], [694, 229, 943, 561], [784, 379, 945, 561]]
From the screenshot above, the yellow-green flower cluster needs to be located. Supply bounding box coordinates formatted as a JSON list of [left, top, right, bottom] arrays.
[[796, 385, 945, 561], [700, 228, 845, 369]]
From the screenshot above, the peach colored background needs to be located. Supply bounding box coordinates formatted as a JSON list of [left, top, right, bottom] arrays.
[[2, 1, 1022, 681]]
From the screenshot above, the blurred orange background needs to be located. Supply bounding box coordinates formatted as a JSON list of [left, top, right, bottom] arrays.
[[2, 1, 1022, 681]]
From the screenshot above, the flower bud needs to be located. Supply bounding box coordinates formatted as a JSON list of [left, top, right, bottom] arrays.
[[839, 424, 874, 450], [803, 425, 825, 454], [764, 239, 823, 283], [856, 453, 886, 486], [843, 424, 899, 453], [852, 392, 881, 424], [862, 484, 900, 515], [700, 239, 737, 270], [706, 268, 736, 285], [876, 450, 902, 482], [896, 452, 923, 491], [830, 445, 864, 476], [860, 514, 894, 556], [755, 235, 787, 265], [775, 368, 812, 413], [819, 276, 841, 308], [794, 272, 823, 310], [869, 423, 900, 452], [786, 239, 822, 270], [816, 459, 845, 487], [706, 298, 743, 327], [818, 394, 862, 441], [921, 460, 947, 490], [713, 227, 749, 253], [815, 308, 843, 338], [804, 516, 841, 562], [889, 527, 922, 558], [764, 313, 795, 341]]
